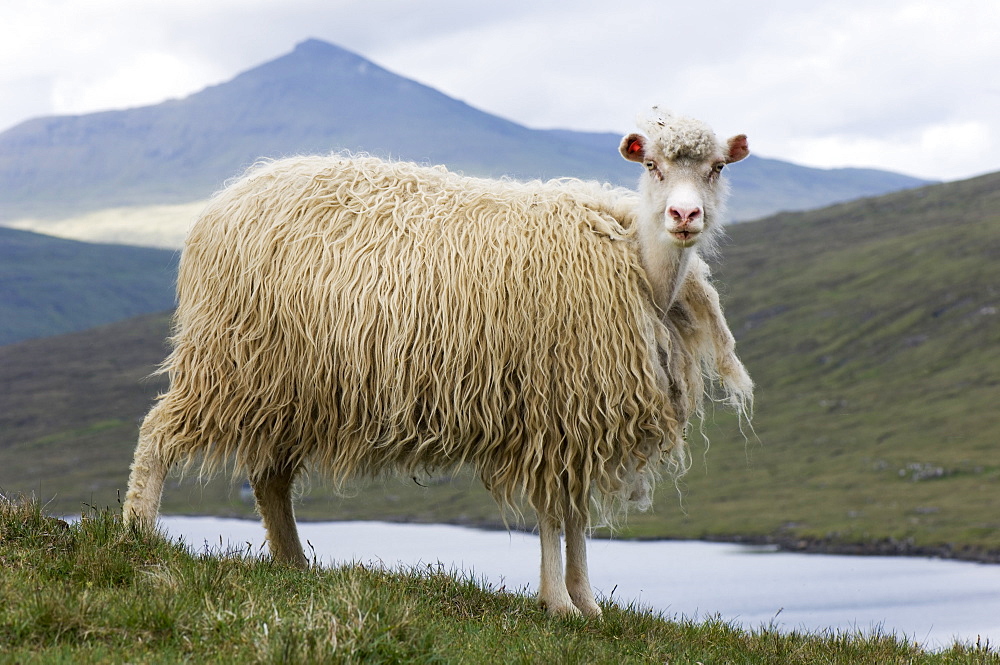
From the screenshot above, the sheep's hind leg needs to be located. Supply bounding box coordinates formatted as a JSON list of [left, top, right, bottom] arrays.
[[123, 415, 169, 529], [250, 465, 308, 568], [564, 508, 602, 617], [537, 512, 579, 616]]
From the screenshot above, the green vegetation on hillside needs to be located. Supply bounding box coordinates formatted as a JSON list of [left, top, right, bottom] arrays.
[[0, 172, 998, 560], [0, 227, 177, 345], [3, 497, 994, 664]]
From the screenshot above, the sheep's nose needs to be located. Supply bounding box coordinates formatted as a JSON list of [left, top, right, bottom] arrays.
[[669, 206, 701, 224]]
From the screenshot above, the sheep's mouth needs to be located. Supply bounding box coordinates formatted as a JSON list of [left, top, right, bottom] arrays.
[[671, 230, 700, 244]]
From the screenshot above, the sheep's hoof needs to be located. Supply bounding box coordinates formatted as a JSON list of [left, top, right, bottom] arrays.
[[540, 597, 603, 618], [539, 596, 582, 617], [546, 603, 583, 617], [576, 601, 603, 618]]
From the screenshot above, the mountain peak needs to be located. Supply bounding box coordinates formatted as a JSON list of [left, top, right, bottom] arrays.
[[284, 38, 385, 74], [292, 38, 362, 61], [237, 37, 391, 87]]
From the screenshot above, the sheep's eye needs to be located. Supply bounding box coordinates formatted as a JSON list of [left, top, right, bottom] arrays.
[[713, 163, 725, 173], [645, 161, 656, 170]]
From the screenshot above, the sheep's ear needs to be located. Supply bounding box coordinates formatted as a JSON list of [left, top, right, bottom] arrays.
[[726, 134, 749, 163], [620, 133, 647, 162]]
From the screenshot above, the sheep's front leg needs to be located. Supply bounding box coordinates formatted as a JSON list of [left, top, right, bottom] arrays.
[[250, 466, 308, 568], [537, 512, 579, 616], [564, 509, 602, 616]]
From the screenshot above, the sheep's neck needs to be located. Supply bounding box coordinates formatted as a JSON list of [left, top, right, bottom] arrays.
[[638, 225, 693, 316]]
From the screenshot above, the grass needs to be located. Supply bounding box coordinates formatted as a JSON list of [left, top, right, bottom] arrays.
[[2, 496, 995, 664]]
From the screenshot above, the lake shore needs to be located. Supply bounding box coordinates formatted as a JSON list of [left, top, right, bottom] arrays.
[[280, 513, 1000, 565], [703, 533, 1000, 564]]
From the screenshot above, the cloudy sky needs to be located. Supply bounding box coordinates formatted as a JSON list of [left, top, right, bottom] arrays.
[[2, 0, 998, 181]]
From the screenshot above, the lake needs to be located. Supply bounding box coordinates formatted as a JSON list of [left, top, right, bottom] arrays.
[[159, 516, 999, 650]]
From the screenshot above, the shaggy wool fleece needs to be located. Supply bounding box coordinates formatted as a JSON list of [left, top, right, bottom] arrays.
[[143, 156, 692, 523]]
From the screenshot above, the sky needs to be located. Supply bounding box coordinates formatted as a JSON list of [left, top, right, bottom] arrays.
[[2, 0, 999, 182]]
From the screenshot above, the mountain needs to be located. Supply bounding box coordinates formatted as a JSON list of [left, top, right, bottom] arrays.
[[0, 39, 929, 224], [0, 226, 177, 345], [2, 171, 998, 560]]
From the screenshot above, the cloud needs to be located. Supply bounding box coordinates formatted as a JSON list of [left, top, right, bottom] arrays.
[[786, 120, 992, 178], [50, 52, 216, 115], [0, 0, 998, 180]]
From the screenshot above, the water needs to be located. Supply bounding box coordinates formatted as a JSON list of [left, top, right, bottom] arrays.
[[160, 516, 999, 650]]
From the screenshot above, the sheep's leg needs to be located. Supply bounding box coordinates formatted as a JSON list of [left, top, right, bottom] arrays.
[[123, 416, 169, 529], [537, 512, 579, 616], [564, 508, 602, 616], [250, 465, 308, 568]]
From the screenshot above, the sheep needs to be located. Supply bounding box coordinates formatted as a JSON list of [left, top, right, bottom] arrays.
[[123, 107, 752, 617]]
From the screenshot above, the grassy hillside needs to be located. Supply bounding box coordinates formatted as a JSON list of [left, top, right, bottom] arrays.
[[0, 172, 998, 560], [3, 499, 994, 664], [0, 227, 178, 345]]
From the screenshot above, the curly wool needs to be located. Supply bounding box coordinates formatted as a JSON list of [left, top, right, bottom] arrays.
[[638, 106, 722, 162], [141, 155, 701, 524]]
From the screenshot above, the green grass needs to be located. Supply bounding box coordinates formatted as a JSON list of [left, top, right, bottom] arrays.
[[2, 497, 995, 664]]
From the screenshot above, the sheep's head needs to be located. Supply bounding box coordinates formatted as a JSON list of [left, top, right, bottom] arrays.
[[620, 107, 748, 251]]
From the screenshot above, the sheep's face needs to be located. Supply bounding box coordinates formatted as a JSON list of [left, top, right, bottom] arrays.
[[620, 115, 748, 250]]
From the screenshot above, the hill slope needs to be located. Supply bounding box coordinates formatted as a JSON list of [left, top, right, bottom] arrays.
[[8, 501, 974, 664], [0, 39, 928, 225], [1, 172, 997, 557], [0, 227, 177, 345]]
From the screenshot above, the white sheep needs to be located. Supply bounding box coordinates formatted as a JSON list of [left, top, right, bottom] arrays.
[[123, 107, 752, 617]]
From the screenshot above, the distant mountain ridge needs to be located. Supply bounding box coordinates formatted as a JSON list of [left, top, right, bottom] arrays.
[[0, 38, 929, 223]]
